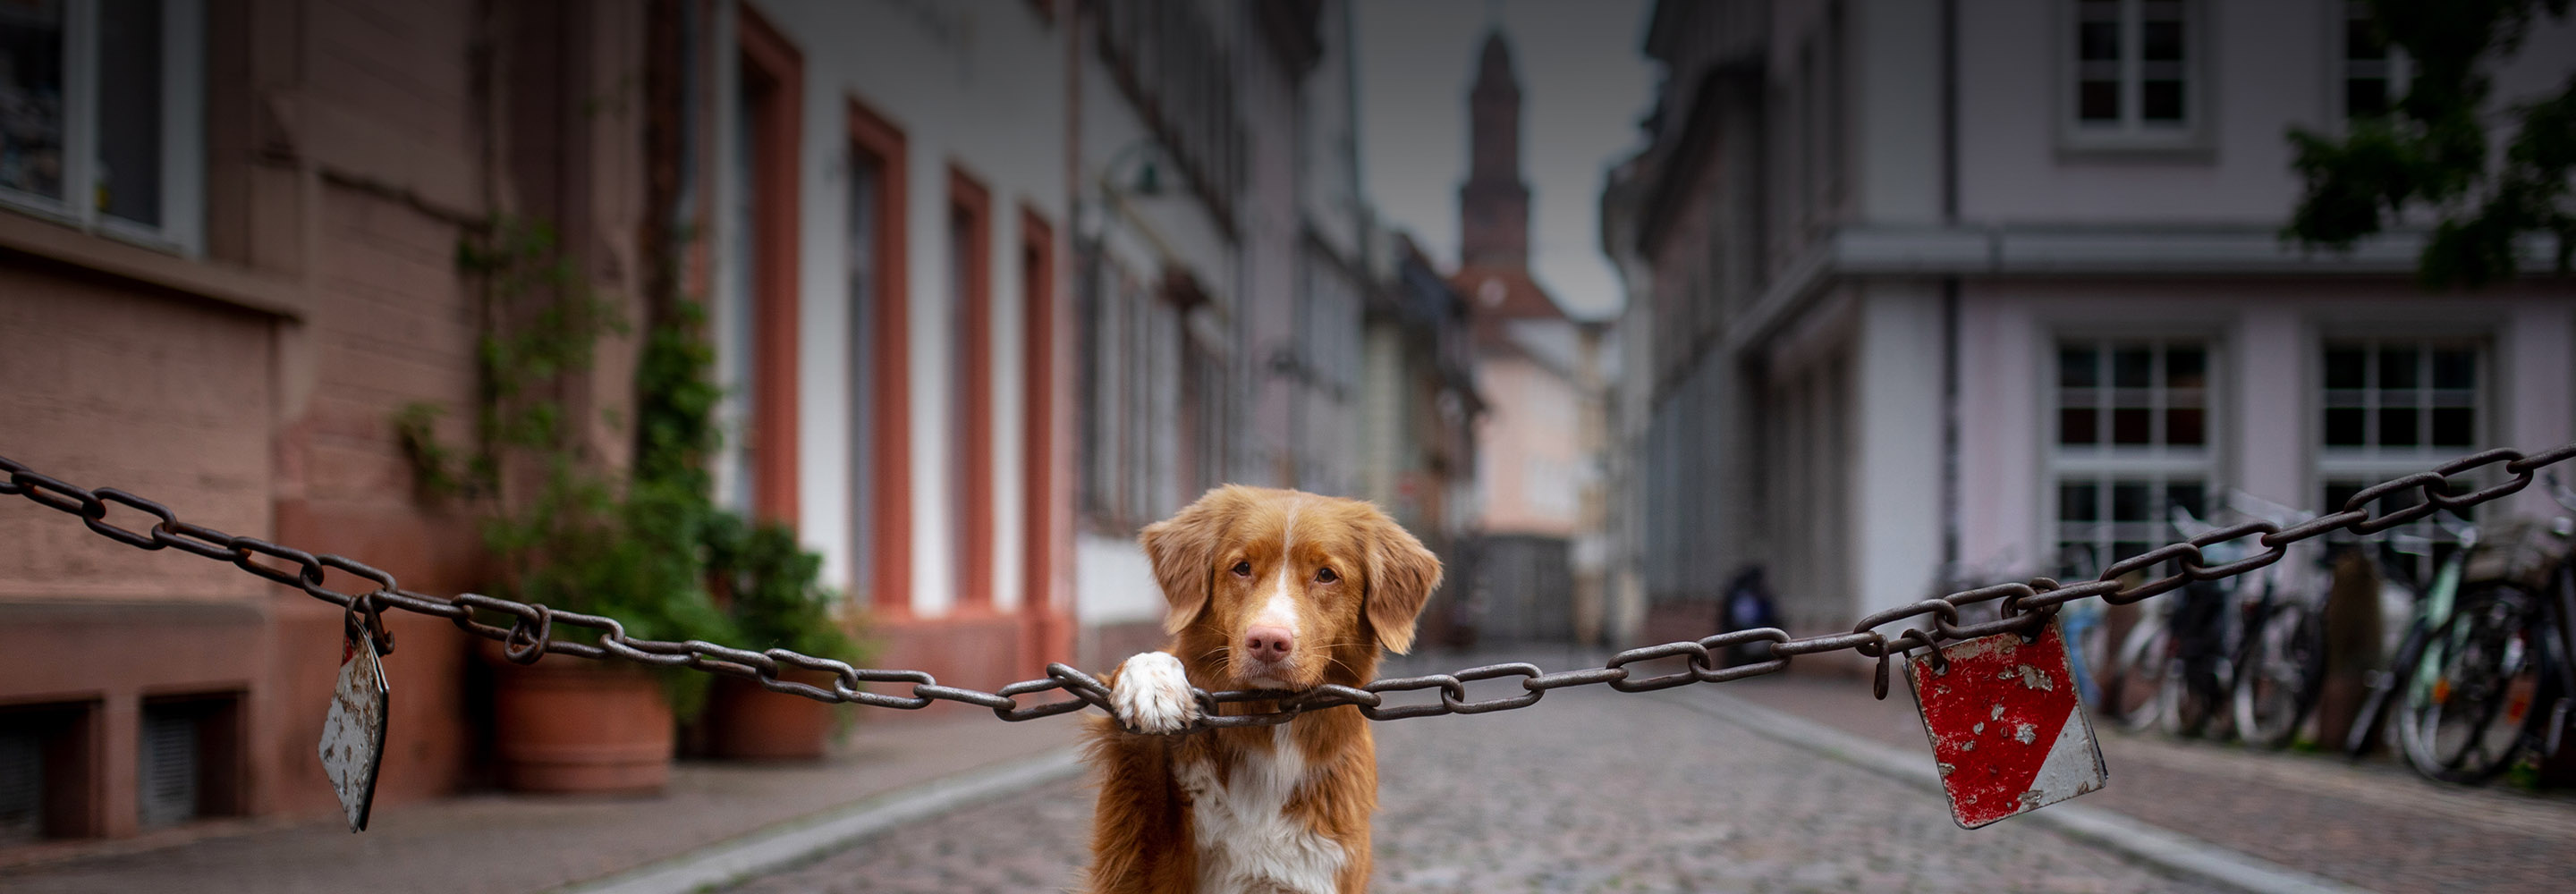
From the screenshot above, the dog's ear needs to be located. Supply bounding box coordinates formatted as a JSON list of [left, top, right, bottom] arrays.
[[1140, 487, 1234, 636], [1359, 505, 1443, 654]]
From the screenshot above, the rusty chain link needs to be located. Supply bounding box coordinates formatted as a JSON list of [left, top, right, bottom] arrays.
[[8, 441, 2575, 734]]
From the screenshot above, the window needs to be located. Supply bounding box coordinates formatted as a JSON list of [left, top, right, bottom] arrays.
[[846, 98, 910, 613], [2338, 1, 2409, 120], [0, 699, 96, 843], [846, 148, 884, 608], [1095, 0, 1243, 224], [2319, 341, 2484, 581], [721, 7, 804, 522], [2322, 342, 2479, 452], [135, 693, 240, 830], [0, 724, 33, 843], [1077, 252, 1216, 531], [1019, 208, 1058, 616], [718, 76, 760, 515], [1181, 334, 1223, 500], [2052, 340, 2212, 577], [948, 168, 993, 610], [2057, 341, 2207, 448], [0, 0, 203, 253], [2068, 0, 2197, 146], [1077, 251, 1118, 523]]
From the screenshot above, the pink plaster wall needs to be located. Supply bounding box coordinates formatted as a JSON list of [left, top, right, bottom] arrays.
[[1475, 351, 1589, 537], [1952, 0, 2576, 225], [1955, 280, 2576, 575], [0, 0, 646, 839]]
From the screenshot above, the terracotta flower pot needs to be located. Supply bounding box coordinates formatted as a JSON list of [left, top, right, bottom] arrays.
[[704, 670, 840, 760], [487, 645, 674, 793]]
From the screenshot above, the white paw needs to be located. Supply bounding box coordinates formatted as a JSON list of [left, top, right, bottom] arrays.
[[1111, 652, 1199, 734]]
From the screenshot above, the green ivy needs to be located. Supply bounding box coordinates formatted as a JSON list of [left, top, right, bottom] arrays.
[[631, 289, 856, 663], [703, 510, 856, 658], [397, 214, 860, 718]]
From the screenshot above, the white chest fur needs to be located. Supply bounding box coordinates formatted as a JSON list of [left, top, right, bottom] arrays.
[[1175, 725, 1346, 894]]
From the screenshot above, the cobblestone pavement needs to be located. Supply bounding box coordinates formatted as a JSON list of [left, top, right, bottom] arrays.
[[1713, 671, 2576, 894], [724, 686, 2229, 893]]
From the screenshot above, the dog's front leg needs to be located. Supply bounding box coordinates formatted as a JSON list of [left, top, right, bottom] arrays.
[[1084, 653, 1202, 893]]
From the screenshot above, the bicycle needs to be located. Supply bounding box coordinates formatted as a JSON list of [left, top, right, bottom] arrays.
[[2340, 527, 2470, 760], [2392, 477, 2576, 784], [2202, 489, 2369, 750], [2050, 534, 2176, 733], [2103, 494, 2329, 746], [2101, 540, 2235, 738]]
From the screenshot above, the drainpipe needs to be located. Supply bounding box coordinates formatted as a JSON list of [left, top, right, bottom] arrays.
[[1937, 0, 1962, 574]]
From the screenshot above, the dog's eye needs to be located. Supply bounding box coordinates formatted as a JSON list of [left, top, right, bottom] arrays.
[[1231, 561, 1252, 577], [1316, 567, 1338, 583]]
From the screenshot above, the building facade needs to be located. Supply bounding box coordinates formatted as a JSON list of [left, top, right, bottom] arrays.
[[696, 0, 1079, 700], [1452, 30, 1612, 645], [1605, 0, 2576, 652], [1, 0, 648, 839], [0, 0, 1479, 845], [1361, 232, 1486, 647]]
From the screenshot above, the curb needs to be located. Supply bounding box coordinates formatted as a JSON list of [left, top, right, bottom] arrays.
[[548, 747, 1085, 894], [1671, 691, 2378, 894]]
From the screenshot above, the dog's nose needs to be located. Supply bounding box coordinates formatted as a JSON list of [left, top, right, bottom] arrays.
[[1243, 625, 1295, 661]]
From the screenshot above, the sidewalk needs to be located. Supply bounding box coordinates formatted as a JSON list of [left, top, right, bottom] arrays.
[[13, 651, 2571, 894], [1711, 670, 2576, 894], [0, 712, 1082, 894]]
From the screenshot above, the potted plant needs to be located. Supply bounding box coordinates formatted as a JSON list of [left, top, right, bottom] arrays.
[[479, 473, 733, 792], [400, 218, 738, 794], [698, 512, 862, 760]]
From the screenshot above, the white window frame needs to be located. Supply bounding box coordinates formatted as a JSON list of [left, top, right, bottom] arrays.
[[2315, 336, 2488, 485], [0, 0, 203, 256], [1078, 256, 1203, 533], [2046, 337, 2220, 578], [2059, 0, 2207, 152], [2332, 0, 2411, 123], [2314, 337, 2488, 583]]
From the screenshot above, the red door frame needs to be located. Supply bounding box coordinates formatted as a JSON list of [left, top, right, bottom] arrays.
[[849, 95, 912, 615], [738, 4, 802, 525], [1019, 206, 1070, 662], [947, 165, 994, 611]]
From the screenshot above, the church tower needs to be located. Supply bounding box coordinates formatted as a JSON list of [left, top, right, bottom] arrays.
[[1459, 30, 1530, 270]]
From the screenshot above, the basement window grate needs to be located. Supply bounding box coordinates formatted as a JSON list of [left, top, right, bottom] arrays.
[[138, 704, 201, 829], [0, 730, 39, 846]]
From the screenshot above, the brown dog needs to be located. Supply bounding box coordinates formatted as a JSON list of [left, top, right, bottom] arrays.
[[1084, 485, 1443, 894]]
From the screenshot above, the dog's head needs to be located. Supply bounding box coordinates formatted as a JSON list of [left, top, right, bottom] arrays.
[[1140, 485, 1443, 690]]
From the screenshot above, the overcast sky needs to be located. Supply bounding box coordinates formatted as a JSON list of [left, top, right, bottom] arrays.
[[1353, 0, 1656, 321]]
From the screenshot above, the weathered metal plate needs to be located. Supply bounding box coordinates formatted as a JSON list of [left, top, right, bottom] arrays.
[[319, 629, 389, 832], [1909, 621, 2107, 829]]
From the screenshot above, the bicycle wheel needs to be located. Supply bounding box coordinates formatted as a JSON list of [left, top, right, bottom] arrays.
[[2398, 586, 2539, 784], [2234, 601, 2326, 749], [2174, 646, 2230, 739], [2169, 583, 2233, 739], [2343, 620, 2428, 760], [2108, 624, 2176, 733]]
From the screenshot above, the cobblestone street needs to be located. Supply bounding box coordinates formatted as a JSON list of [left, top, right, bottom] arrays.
[[724, 685, 2229, 894]]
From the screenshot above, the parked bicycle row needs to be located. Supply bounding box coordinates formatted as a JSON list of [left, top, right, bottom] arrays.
[[2034, 477, 2576, 787]]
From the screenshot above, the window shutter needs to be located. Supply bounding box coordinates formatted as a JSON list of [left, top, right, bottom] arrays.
[[138, 707, 199, 829], [0, 730, 41, 845]]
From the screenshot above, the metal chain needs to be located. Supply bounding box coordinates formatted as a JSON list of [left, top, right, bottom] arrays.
[[7, 442, 2573, 735]]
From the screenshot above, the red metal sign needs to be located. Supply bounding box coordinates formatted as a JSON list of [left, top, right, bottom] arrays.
[[1909, 621, 2107, 828]]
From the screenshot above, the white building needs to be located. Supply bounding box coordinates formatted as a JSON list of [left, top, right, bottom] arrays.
[[691, 0, 1401, 681], [1604, 0, 2576, 649], [700, 0, 1075, 689]]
